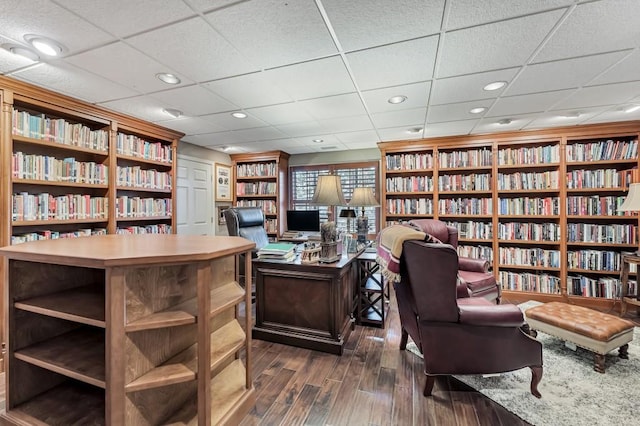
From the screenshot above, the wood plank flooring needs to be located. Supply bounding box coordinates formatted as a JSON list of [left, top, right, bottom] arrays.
[[0, 292, 638, 425]]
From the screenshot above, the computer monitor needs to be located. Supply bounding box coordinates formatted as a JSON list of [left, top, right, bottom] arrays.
[[286, 210, 320, 233]]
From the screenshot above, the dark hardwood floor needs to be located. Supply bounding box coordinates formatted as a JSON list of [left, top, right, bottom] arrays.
[[0, 292, 637, 426]]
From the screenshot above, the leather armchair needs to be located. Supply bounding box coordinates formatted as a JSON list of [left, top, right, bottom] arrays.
[[224, 207, 269, 300], [396, 240, 543, 397], [409, 219, 500, 303]]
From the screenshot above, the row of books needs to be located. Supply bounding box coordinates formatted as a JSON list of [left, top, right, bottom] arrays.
[[566, 139, 638, 162], [566, 168, 632, 189], [386, 198, 433, 215], [497, 197, 559, 216], [236, 181, 277, 196], [115, 224, 172, 234], [438, 148, 492, 168], [446, 220, 493, 239], [497, 144, 560, 166], [12, 108, 109, 151], [457, 244, 493, 261], [116, 166, 172, 190], [116, 133, 172, 164], [497, 222, 561, 241], [12, 193, 108, 221], [11, 228, 107, 245], [115, 197, 172, 218], [439, 198, 493, 215], [567, 250, 623, 272], [498, 247, 561, 268], [566, 223, 636, 244], [566, 195, 627, 216], [386, 176, 433, 192], [236, 162, 277, 177], [499, 271, 561, 293], [497, 171, 559, 191], [438, 173, 491, 191], [235, 199, 277, 214], [567, 275, 633, 298], [385, 153, 433, 170], [257, 242, 297, 262], [12, 152, 108, 184]]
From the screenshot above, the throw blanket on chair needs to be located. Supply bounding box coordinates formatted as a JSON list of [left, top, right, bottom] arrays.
[[376, 224, 427, 284]]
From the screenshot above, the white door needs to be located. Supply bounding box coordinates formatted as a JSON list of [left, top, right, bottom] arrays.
[[176, 155, 214, 235]]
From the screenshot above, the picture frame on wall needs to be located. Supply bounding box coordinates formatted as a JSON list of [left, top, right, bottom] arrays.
[[215, 163, 232, 201]]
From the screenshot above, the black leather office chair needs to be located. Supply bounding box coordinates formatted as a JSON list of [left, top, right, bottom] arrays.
[[224, 207, 269, 302]]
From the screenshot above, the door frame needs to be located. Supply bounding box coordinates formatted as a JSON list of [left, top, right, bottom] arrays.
[[176, 154, 215, 235]]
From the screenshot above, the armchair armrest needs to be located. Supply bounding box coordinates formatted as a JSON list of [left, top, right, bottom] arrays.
[[459, 256, 490, 272], [458, 304, 525, 327]]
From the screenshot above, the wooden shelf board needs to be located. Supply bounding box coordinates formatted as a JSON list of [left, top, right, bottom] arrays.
[[623, 297, 640, 307], [12, 134, 109, 156], [497, 239, 560, 246], [385, 214, 434, 218], [498, 264, 560, 271], [566, 187, 626, 193], [126, 345, 197, 392], [439, 190, 492, 196], [210, 359, 249, 426], [236, 175, 277, 180], [385, 168, 433, 174], [125, 297, 197, 332], [15, 287, 105, 327], [15, 328, 105, 388], [12, 217, 108, 226], [497, 189, 559, 194], [438, 214, 493, 219], [567, 242, 636, 248], [6, 381, 104, 425], [497, 163, 560, 169], [385, 191, 433, 196], [163, 393, 197, 425], [236, 194, 277, 198], [116, 186, 172, 193], [459, 238, 493, 243], [116, 153, 172, 167], [116, 215, 172, 222], [567, 215, 635, 220], [13, 179, 108, 189], [566, 158, 637, 166], [567, 268, 621, 275], [497, 215, 560, 219], [211, 320, 245, 372], [210, 282, 244, 317], [439, 165, 492, 172]]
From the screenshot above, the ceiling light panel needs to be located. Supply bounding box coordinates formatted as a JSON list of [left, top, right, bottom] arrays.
[[430, 68, 519, 105]]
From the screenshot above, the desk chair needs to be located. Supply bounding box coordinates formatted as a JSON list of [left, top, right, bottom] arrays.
[[224, 207, 269, 302]]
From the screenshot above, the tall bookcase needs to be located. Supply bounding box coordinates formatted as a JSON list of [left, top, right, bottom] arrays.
[[0, 75, 183, 372], [378, 121, 640, 310], [230, 151, 289, 239]]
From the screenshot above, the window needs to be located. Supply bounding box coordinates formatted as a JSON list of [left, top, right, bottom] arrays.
[[290, 162, 379, 237]]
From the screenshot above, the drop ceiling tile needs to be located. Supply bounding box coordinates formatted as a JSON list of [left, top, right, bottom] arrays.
[[437, 10, 564, 78], [275, 121, 324, 137], [99, 95, 174, 122], [0, 0, 114, 54], [242, 138, 301, 153], [153, 117, 227, 136], [361, 82, 431, 114], [305, 139, 350, 153], [427, 100, 495, 123], [487, 90, 574, 117], [340, 140, 380, 150], [13, 61, 138, 104], [534, 0, 640, 63], [522, 107, 608, 129], [318, 115, 374, 134], [446, 0, 572, 30], [298, 93, 367, 120], [378, 126, 425, 142], [186, 0, 241, 14], [126, 17, 257, 82], [65, 42, 192, 94], [264, 56, 355, 100], [0, 36, 38, 72], [430, 68, 520, 105], [346, 36, 438, 91], [322, 0, 444, 51], [335, 130, 380, 145], [588, 50, 640, 86], [199, 111, 267, 131], [424, 119, 478, 137], [473, 114, 535, 134], [371, 107, 427, 129], [551, 81, 640, 110], [151, 85, 238, 116], [248, 103, 316, 125], [184, 131, 246, 147], [55, 0, 195, 38], [203, 72, 293, 109], [505, 51, 629, 96], [231, 126, 287, 143], [582, 106, 640, 125], [205, 0, 337, 69]]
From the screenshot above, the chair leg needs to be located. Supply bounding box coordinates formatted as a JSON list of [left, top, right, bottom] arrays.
[[423, 375, 435, 396], [530, 366, 543, 398], [399, 328, 408, 350]]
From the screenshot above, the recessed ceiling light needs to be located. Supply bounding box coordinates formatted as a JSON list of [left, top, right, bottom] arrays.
[[483, 81, 507, 91], [24, 35, 64, 57], [231, 112, 248, 119], [407, 127, 423, 134], [1, 44, 39, 61], [625, 105, 640, 113], [562, 111, 581, 118], [497, 118, 512, 125], [469, 107, 486, 114], [162, 108, 182, 118], [312, 138, 324, 143], [388, 95, 407, 104], [156, 73, 181, 85]]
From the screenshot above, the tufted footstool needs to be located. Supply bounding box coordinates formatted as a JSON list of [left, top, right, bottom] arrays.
[[525, 302, 634, 373]]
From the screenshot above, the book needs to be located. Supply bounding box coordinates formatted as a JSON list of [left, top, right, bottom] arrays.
[[257, 242, 296, 256]]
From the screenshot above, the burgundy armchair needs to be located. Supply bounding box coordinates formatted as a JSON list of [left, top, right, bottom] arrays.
[[396, 240, 543, 397], [409, 219, 500, 302]]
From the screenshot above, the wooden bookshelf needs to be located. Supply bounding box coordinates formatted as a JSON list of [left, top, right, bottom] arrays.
[[0, 234, 256, 425], [230, 151, 290, 238], [378, 121, 640, 310]]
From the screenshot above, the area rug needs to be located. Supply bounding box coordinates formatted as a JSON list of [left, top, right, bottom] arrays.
[[405, 301, 639, 426]]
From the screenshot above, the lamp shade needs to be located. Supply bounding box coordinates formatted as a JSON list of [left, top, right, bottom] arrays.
[[311, 175, 347, 206], [339, 208, 357, 218], [349, 187, 379, 207], [619, 183, 640, 211]]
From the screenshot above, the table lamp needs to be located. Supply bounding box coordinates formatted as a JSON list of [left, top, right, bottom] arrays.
[[350, 187, 379, 244], [339, 208, 357, 253], [311, 174, 346, 262], [619, 182, 640, 254]]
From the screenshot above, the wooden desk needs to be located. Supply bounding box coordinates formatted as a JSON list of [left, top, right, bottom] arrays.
[[252, 251, 360, 355], [619, 252, 640, 316]]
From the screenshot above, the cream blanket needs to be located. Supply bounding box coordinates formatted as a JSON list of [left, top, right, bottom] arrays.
[[376, 224, 426, 284]]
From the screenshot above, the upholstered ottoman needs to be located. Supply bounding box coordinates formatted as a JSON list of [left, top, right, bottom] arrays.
[[525, 302, 634, 373]]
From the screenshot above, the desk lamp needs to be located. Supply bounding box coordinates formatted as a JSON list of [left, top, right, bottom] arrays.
[[311, 174, 346, 262], [619, 182, 640, 254], [339, 207, 357, 253], [350, 187, 379, 244]]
